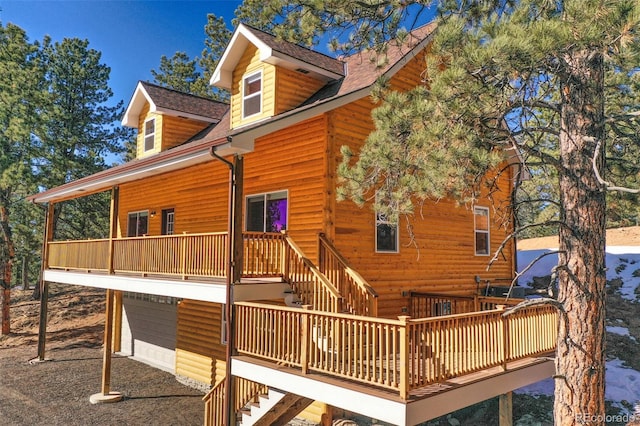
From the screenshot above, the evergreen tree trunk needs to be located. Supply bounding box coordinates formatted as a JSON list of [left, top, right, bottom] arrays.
[[0, 203, 15, 335], [554, 50, 607, 424]]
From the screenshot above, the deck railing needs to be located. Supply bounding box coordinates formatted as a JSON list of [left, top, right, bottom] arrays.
[[47, 232, 285, 280], [48, 239, 110, 271], [46, 232, 344, 312], [409, 292, 522, 318], [318, 234, 378, 316], [235, 301, 558, 399]]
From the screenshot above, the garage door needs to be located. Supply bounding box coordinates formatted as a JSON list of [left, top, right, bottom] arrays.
[[120, 293, 178, 373]]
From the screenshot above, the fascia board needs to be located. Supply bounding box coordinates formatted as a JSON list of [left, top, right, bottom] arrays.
[[31, 148, 213, 204], [121, 83, 156, 127]]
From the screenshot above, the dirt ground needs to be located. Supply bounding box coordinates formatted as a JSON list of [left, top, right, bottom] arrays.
[[1, 227, 639, 425], [0, 285, 204, 426]]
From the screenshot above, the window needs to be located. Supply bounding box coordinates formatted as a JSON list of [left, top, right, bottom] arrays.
[[144, 118, 155, 151], [246, 191, 288, 232], [242, 71, 262, 118], [127, 211, 149, 237], [474, 206, 490, 255], [161, 208, 174, 235], [376, 212, 399, 253]]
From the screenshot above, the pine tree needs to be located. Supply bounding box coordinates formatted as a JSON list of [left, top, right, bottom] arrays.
[[151, 13, 230, 101], [247, 1, 640, 424], [0, 23, 43, 334], [34, 36, 129, 239]]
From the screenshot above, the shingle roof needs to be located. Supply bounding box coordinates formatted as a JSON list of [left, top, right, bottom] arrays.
[[139, 81, 229, 122], [242, 25, 345, 77], [303, 22, 437, 105]]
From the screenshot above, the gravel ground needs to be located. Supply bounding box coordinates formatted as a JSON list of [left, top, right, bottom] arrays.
[[0, 345, 205, 425]]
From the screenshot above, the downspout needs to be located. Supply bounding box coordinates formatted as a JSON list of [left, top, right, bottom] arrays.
[[210, 141, 237, 426]]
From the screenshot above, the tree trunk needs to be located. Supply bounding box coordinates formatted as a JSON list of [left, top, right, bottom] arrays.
[[554, 50, 607, 425], [0, 203, 15, 335]]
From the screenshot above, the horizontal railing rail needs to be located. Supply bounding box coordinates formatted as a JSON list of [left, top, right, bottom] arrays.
[[318, 233, 378, 316], [235, 302, 558, 399]]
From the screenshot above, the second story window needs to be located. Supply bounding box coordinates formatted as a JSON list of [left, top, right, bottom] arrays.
[[242, 71, 262, 118], [127, 211, 149, 237], [376, 212, 399, 253], [474, 206, 490, 256], [246, 191, 287, 233], [144, 118, 155, 151]]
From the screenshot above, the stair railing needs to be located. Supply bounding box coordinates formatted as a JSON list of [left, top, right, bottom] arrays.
[[282, 234, 342, 313], [318, 233, 378, 316], [203, 376, 268, 426]]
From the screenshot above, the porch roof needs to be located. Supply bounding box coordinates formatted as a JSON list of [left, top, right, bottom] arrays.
[[27, 115, 231, 204]]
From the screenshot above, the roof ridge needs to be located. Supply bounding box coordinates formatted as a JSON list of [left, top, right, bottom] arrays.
[[240, 23, 345, 65], [140, 80, 229, 105]]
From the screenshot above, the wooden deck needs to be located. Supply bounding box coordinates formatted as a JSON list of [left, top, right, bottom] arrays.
[[234, 301, 557, 399]]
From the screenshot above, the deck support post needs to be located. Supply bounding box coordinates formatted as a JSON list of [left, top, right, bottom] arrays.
[[499, 392, 513, 426], [89, 288, 122, 404], [36, 202, 55, 361], [212, 149, 244, 426]]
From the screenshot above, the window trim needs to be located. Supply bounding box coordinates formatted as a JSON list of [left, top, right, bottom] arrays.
[[161, 208, 175, 235], [375, 212, 399, 253], [245, 190, 288, 233], [242, 70, 263, 119], [474, 206, 490, 256], [143, 118, 155, 152], [127, 210, 149, 237]]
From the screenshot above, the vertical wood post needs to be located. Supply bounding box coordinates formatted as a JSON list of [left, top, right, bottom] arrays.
[[500, 307, 509, 370], [499, 392, 513, 426], [181, 232, 188, 279], [101, 288, 115, 395], [113, 291, 122, 353], [107, 186, 119, 274], [219, 153, 243, 426], [301, 305, 312, 375], [37, 202, 55, 361], [90, 288, 122, 403], [398, 315, 411, 400]]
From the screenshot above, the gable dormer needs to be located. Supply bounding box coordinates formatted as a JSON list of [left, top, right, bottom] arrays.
[[122, 82, 228, 159], [210, 24, 344, 129]]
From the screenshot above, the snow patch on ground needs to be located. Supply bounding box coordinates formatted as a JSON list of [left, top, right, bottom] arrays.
[[516, 248, 640, 409]]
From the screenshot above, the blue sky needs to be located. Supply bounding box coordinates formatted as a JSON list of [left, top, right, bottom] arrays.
[[1, 0, 243, 109]]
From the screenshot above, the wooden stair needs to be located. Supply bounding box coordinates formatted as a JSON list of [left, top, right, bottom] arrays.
[[239, 388, 313, 426]]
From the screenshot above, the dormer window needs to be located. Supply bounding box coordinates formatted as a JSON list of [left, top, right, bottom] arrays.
[[242, 71, 262, 118], [144, 118, 155, 151]]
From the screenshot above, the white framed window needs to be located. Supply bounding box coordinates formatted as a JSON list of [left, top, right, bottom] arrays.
[[127, 210, 149, 237], [474, 206, 490, 256], [144, 118, 155, 151], [246, 190, 288, 232], [162, 208, 174, 235], [242, 70, 262, 118], [375, 212, 399, 253]]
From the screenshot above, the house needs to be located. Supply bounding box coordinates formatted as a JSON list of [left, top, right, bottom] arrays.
[[29, 22, 557, 426]]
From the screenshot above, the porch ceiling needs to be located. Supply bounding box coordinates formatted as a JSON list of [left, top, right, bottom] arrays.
[[231, 355, 555, 426]]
